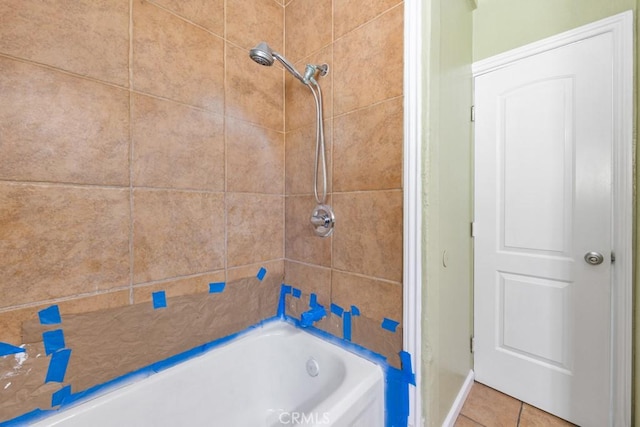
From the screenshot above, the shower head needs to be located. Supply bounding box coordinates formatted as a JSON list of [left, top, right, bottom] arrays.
[[249, 41, 306, 83], [249, 42, 274, 67]]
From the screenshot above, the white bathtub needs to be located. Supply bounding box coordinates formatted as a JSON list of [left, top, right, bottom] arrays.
[[31, 321, 384, 427]]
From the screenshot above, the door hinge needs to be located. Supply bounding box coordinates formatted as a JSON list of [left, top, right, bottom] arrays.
[[470, 336, 475, 353], [470, 105, 475, 122], [611, 252, 616, 264], [470, 222, 475, 238]]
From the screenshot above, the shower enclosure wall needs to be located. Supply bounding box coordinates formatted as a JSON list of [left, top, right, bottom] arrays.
[[0, 0, 404, 423]]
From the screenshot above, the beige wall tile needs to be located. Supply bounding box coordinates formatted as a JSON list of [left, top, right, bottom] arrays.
[[284, 0, 332, 63], [0, 0, 129, 86], [285, 120, 332, 195], [333, 0, 402, 39], [133, 0, 224, 112], [0, 57, 129, 186], [0, 183, 130, 308], [226, 193, 284, 267], [226, 118, 284, 194], [149, 0, 224, 36], [133, 189, 225, 283], [227, 0, 283, 51], [333, 4, 403, 115], [227, 259, 284, 284], [333, 97, 403, 191], [284, 260, 331, 307], [285, 45, 333, 132], [285, 195, 331, 266], [226, 43, 284, 131], [132, 93, 224, 191], [0, 291, 130, 345], [352, 315, 402, 367], [332, 190, 402, 282], [133, 271, 225, 303], [332, 270, 401, 322]]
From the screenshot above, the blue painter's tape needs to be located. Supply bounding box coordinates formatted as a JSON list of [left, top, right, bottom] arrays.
[[43, 330, 66, 356], [381, 317, 400, 333], [38, 305, 61, 325], [51, 385, 71, 407], [277, 284, 292, 318], [45, 349, 72, 383], [386, 366, 410, 427], [208, 282, 226, 293], [292, 288, 302, 298], [256, 267, 267, 281], [309, 293, 318, 308], [400, 350, 416, 386], [330, 303, 344, 317], [152, 291, 167, 309], [0, 342, 25, 356], [350, 305, 360, 316], [343, 312, 352, 341], [0, 409, 48, 427]]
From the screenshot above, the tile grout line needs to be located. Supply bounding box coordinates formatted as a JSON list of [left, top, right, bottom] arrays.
[[128, 0, 135, 305], [516, 401, 524, 426]]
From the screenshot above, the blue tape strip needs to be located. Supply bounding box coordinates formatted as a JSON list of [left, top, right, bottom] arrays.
[[152, 291, 167, 309], [208, 282, 226, 293], [381, 317, 400, 332], [256, 267, 267, 281], [351, 305, 360, 316], [43, 330, 66, 356], [399, 350, 416, 385], [343, 312, 352, 341], [45, 349, 72, 383], [38, 305, 61, 325], [330, 303, 344, 317], [0, 409, 48, 427], [309, 293, 318, 308], [386, 366, 410, 426], [292, 288, 301, 298], [0, 342, 25, 356], [277, 284, 292, 318], [51, 385, 71, 407]]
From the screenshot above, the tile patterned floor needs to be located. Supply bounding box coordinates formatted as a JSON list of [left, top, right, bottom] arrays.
[[455, 382, 578, 427]]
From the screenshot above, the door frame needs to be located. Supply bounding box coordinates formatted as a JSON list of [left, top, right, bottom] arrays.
[[471, 11, 633, 425], [403, 0, 423, 426]]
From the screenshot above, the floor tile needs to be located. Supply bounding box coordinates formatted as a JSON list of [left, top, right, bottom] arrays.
[[455, 414, 485, 427], [460, 382, 521, 427], [519, 403, 576, 427]]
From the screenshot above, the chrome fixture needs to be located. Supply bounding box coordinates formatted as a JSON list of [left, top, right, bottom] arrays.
[[300, 305, 326, 328], [310, 205, 335, 238], [250, 41, 335, 238], [584, 251, 604, 265]]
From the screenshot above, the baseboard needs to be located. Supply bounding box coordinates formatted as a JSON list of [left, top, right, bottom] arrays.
[[441, 370, 475, 427]]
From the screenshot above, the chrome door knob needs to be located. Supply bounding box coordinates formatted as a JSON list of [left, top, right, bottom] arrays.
[[584, 251, 604, 265]]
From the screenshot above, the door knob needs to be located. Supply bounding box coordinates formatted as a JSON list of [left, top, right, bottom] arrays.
[[584, 251, 604, 265]]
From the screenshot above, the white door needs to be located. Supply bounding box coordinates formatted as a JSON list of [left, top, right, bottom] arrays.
[[473, 26, 620, 427]]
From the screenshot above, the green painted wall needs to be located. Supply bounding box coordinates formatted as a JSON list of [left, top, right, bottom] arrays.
[[473, 0, 638, 422], [473, 0, 636, 60], [422, 0, 474, 425]]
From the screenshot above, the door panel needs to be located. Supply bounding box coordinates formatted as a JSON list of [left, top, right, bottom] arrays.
[[474, 31, 613, 427]]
